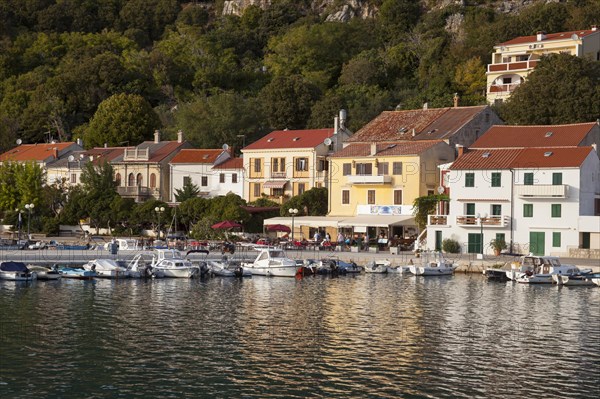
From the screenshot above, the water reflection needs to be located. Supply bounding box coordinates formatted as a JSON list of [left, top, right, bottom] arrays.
[[0, 274, 598, 398]]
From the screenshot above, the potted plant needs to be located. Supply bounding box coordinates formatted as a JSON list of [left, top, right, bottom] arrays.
[[369, 245, 379, 253], [490, 238, 507, 256]]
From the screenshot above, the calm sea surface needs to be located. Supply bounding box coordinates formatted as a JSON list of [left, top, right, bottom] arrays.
[[0, 273, 599, 398]]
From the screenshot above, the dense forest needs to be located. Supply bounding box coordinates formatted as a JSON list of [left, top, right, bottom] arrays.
[[1, 0, 599, 153]]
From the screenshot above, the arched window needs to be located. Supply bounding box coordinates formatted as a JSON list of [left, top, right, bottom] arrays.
[[115, 173, 121, 186], [150, 173, 156, 188], [128, 173, 135, 187], [136, 173, 143, 187]]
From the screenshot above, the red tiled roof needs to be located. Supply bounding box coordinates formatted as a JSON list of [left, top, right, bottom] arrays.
[[347, 106, 487, 142], [146, 141, 189, 163], [171, 149, 223, 164], [243, 129, 334, 150], [331, 140, 444, 158], [499, 29, 598, 46], [472, 123, 596, 149], [85, 147, 131, 163], [0, 142, 77, 162], [450, 147, 593, 170], [213, 157, 243, 169]]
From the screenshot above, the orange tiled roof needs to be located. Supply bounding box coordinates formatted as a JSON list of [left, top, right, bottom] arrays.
[[0, 142, 76, 162], [450, 147, 593, 170], [331, 140, 444, 158], [213, 157, 243, 169], [499, 29, 598, 46], [472, 123, 596, 149], [171, 149, 223, 164], [243, 129, 334, 150], [347, 106, 487, 143]]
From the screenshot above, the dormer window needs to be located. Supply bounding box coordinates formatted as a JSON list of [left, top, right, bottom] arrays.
[[545, 131, 553, 137], [544, 151, 553, 157], [482, 152, 491, 158]]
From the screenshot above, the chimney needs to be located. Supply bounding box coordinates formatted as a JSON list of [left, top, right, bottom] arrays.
[[104, 143, 107, 148], [423, 102, 428, 110], [456, 144, 465, 157], [453, 93, 460, 108], [412, 128, 416, 137], [177, 130, 183, 143], [370, 142, 377, 156], [333, 116, 339, 135], [53, 147, 58, 159], [154, 130, 160, 143], [592, 25, 598, 32], [592, 143, 597, 152], [536, 31, 546, 41], [339, 109, 347, 130], [76, 138, 83, 147]]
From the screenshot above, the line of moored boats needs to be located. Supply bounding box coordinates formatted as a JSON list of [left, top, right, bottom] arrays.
[[484, 254, 600, 286], [1, 248, 598, 287]]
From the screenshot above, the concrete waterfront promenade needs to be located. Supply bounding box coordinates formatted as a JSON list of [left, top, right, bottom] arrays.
[[1, 247, 599, 274]]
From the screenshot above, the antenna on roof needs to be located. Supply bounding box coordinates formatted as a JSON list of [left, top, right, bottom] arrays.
[[16, 138, 22, 145], [68, 155, 75, 162], [222, 143, 229, 151]]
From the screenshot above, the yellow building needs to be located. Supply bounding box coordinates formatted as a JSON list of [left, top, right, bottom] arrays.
[[241, 128, 350, 204], [487, 27, 600, 104], [328, 140, 454, 239]]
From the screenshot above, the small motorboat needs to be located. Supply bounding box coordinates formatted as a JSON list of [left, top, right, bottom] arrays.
[[58, 267, 96, 280], [388, 264, 412, 274], [593, 278, 600, 287], [0, 261, 37, 281], [27, 265, 61, 280], [241, 248, 298, 277], [483, 267, 511, 281], [515, 256, 584, 284], [364, 260, 391, 274], [83, 259, 128, 279], [317, 258, 362, 275], [208, 257, 251, 277], [554, 272, 600, 287], [409, 251, 456, 276], [151, 249, 200, 278]]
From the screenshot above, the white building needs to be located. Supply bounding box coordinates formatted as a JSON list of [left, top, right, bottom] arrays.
[[169, 148, 243, 202], [427, 146, 600, 256]]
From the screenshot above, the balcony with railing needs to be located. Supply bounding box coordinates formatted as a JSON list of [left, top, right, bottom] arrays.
[[347, 174, 392, 185], [488, 83, 521, 93], [515, 184, 567, 198], [455, 215, 509, 228], [428, 215, 449, 226], [270, 171, 287, 179], [123, 148, 150, 161], [117, 186, 159, 201], [487, 60, 538, 73]]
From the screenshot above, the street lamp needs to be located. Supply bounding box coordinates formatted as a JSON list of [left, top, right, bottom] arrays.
[[477, 212, 488, 256], [289, 208, 299, 244], [15, 208, 24, 242], [155, 206, 165, 241], [25, 203, 35, 240]]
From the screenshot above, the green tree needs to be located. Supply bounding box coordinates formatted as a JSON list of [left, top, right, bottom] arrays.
[[280, 187, 328, 216], [453, 56, 486, 105], [83, 93, 160, 148], [79, 161, 119, 233], [174, 180, 200, 203], [412, 194, 448, 230], [500, 54, 600, 125]]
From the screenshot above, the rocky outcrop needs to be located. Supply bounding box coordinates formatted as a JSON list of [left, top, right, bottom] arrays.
[[222, 0, 272, 17]]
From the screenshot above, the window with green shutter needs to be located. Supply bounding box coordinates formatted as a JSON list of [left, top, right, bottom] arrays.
[[551, 204, 561, 218], [523, 204, 533, 217], [492, 204, 502, 216], [466, 203, 475, 215], [524, 173, 534, 185], [552, 173, 562, 185], [465, 173, 475, 187], [491, 172, 501, 187], [552, 232, 561, 247]]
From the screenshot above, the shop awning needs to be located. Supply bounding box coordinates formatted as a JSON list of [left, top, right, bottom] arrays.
[[338, 215, 415, 228], [263, 216, 345, 228], [263, 180, 288, 189]]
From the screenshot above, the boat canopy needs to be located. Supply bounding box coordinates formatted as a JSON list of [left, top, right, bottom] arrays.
[[0, 262, 29, 272]]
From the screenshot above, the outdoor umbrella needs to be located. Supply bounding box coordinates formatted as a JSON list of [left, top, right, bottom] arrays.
[[266, 224, 291, 233], [211, 220, 243, 229]]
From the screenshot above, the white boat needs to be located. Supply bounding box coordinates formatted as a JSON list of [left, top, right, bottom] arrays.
[[515, 255, 583, 284], [408, 251, 456, 276], [83, 259, 129, 279], [593, 278, 600, 287], [242, 248, 298, 277], [208, 258, 252, 277], [552, 274, 596, 287], [0, 261, 37, 281], [27, 265, 61, 280], [364, 260, 391, 274], [151, 249, 199, 278], [388, 264, 412, 274], [124, 254, 164, 278]]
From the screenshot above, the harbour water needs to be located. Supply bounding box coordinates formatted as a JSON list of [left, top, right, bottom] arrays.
[[1, 274, 599, 398]]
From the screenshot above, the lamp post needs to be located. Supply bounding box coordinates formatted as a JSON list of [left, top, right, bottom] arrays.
[[477, 212, 488, 256], [25, 203, 35, 241], [155, 206, 165, 241], [15, 208, 23, 242], [289, 208, 299, 244]]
